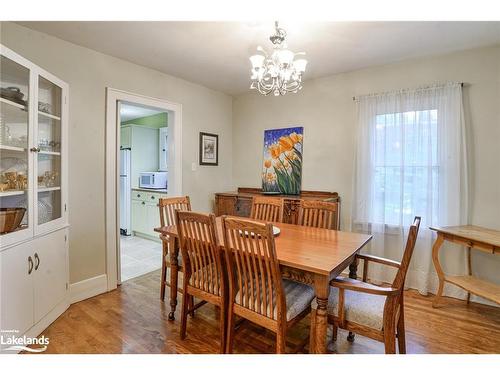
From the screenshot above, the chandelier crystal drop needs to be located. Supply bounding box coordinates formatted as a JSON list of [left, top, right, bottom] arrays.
[[249, 21, 308, 96]]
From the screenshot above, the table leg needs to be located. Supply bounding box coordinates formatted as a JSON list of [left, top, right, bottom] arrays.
[[310, 275, 330, 354], [168, 236, 179, 321], [160, 240, 168, 301], [348, 257, 359, 279], [347, 257, 359, 342], [466, 247, 472, 304], [432, 234, 445, 308]]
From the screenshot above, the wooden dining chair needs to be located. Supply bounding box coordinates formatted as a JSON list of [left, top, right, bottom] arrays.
[[250, 196, 284, 222], [297, 200, 340, 230], [311, 216, 421, 354], [158, 196, 191, 301], [176, 210, 227, 353], [221, 216, 315, 354]]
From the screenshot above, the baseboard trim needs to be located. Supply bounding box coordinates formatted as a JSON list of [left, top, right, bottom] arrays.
[[69, 274, 108, 304]]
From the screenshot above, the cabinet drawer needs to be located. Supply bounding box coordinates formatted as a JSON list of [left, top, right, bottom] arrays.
[[132, 190, 166, 203]]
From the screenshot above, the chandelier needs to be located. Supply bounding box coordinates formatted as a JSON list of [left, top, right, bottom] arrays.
[[249, 21, 308, 96]]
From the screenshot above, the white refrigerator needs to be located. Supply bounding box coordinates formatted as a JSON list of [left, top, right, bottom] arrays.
[[120, 148, 131, 236]]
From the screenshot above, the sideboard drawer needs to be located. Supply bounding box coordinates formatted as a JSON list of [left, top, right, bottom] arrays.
[[235, 197, 252, 217]]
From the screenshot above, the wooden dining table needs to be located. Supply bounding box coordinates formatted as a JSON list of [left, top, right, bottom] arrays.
[[154, 216, 372, 354]]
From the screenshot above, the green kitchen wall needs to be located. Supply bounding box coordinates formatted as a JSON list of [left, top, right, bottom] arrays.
[[121, 112, 168, 128]]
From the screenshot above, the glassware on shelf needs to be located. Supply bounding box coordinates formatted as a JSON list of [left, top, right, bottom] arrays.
[[38, 198, 53, 224], [0, 170, 28, 191], [38, 171, 58, 188], [38, 101, 52, 114]]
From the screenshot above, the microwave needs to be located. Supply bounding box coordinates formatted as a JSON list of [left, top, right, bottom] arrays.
[[139, 171, 167, 189]]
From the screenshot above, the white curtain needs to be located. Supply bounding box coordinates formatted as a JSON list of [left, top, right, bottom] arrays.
[[352, 83, 468, 296]]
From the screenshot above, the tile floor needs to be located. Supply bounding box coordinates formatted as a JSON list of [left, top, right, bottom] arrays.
[[120, 235, 162, 282]]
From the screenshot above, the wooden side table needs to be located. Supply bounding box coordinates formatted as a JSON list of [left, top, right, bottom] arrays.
[[430, 225, 500, 307]]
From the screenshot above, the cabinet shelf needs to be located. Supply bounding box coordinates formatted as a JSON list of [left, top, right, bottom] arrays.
[[0, 96, 27, 111], [0, 144, 26, 152], [38, 111, 61, 121], [38, 186, 61, 193], [38, 150, 61, 156], [0, 189, 26, 197]]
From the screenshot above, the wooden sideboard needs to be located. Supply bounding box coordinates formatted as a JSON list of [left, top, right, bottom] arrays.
[[214, 187, 340, 226]]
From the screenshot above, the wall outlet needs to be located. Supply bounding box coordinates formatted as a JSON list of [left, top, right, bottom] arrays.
[[191, 162, 197, 171]]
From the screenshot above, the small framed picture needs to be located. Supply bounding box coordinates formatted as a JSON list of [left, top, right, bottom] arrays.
[[199, 132, 218, 166]]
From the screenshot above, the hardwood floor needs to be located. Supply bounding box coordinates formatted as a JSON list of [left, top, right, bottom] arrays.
[[34, 270, 500, 354]]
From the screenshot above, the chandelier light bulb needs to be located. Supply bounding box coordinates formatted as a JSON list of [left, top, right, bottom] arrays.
[[293, 59, 308, 73], [249, 54, 265, 69]]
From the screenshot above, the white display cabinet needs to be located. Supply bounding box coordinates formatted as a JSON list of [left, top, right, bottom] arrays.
[[0, 44, 69, 349]]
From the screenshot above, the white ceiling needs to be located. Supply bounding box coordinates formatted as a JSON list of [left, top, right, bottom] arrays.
[[120, 102, 165, 122], [19, 21, 500, 95]]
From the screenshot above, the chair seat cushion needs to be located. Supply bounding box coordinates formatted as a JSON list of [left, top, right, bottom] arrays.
[[189, 262, 222, 296], [235, 279, 315, 321], [311, 286, 387, 330]]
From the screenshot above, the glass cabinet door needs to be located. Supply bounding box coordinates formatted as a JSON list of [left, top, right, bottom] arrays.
[[0, 54, 31, 239], [36, 75, 63, 228]]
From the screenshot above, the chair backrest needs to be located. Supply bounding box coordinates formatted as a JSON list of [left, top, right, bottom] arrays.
[[221, 216, 285, 321], [297, 200, 340, 230], [176, 211, 224, 296], [391, 216, 421, 290], [250, 196, 284, 223], [159, 196, 191, 227]]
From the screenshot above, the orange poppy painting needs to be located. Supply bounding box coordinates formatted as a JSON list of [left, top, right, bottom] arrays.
[[262, 126, 303, 195]]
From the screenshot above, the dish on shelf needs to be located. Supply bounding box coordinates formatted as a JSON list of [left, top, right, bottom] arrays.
[[0, 207, 26, 234], [0, 87, 27, 106], [0, 157, 28, 174], [38, 101, 52, 114]]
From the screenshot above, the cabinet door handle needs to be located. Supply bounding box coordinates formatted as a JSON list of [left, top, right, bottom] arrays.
[[30, 147, 41, 153], [142, 201, 145, 205], [137, 194, 141, 198], [28, 256, 33, 275], [151, 196, 155, 200], [34, 252, 40, 270]]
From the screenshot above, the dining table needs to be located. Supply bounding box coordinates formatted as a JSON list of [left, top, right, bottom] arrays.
[[154, 216, 372, 354]]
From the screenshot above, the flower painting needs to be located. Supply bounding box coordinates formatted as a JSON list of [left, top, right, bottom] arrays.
[[262, 126, 303, 195]]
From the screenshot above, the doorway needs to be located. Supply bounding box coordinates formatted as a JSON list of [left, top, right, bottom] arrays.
[[119, 103, 167, 282], [105, 88, 182, 291]]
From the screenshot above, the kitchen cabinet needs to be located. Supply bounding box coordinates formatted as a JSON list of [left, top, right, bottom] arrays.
[[0, 227, 68, 346], [131, 188, 167, 240], [33, 228, 68, 322], [0, 240, 34, 336], [0, 44, 69, 346]]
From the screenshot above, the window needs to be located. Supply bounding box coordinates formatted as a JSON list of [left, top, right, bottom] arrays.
[[373, 109, 438, 227]]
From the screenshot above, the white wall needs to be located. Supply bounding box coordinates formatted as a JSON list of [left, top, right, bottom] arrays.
[[1, 22, 233, 284], [233, 45, 500, 293]]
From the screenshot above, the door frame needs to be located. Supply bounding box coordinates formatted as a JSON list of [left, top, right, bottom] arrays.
[[105, 88, 183, 291]]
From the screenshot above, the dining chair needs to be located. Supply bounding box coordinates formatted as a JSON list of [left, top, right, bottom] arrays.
[[250, 196, 284, 222], [158, 196, 191, 301], [311, 216, 421, 354], [221, 216, 315, 354], [176, 210, 227, 353], [297, 199, 340, 230]]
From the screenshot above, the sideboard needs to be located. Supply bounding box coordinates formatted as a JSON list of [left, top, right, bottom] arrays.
[[214, 187, 340, 226]]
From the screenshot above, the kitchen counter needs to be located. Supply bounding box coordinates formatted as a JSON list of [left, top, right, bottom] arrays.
[[132, 187, 168, 194]]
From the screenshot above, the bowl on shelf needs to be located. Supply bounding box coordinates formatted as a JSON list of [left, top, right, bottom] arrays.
[[0, 207, 26, 234], [1, 86, 24, 101]]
